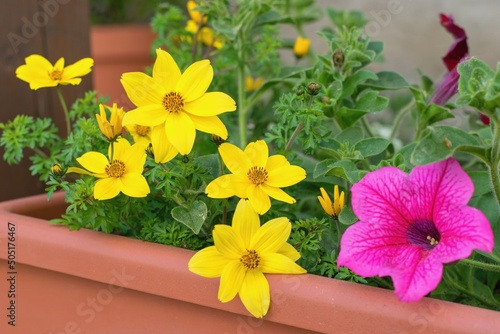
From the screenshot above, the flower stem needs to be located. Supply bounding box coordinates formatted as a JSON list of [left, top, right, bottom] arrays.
[[459, 258, 500, 272], [333, 217, 341, 256], [237, 31, 248, 148], [443, 272, 499, 309], [488, 115, 500, 205], [56, 86, 71, 136], [389, 101, 414, 142], [285, 122, 304, 151]]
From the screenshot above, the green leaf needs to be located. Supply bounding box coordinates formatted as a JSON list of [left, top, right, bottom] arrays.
[[469, 171, 493, 197], [411, 126, 486, 165], [341, 70, 378, 98], [194, 154, 220, 178], [335, 126, 364, 145], [171, 201, 208, 234], [354, 137, 390, 157], [313, 159, 364, 183], [361, 71, 410, 90], [338, 205, 358, 225], [420, 104, 454, 127], [336, 92, 389, 128]]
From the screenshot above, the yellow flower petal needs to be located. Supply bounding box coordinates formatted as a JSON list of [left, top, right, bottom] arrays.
[[318, 188, 334, 216], [232, 199, 260, 249], [165, 111, 196, 155], [110, 137, 131, 162], [247, 185, 271, 215], [188, 246, 230, 278], [93, 178, 121, 200], [120, 173, 150, 197], [260, 184, 296, 204], [218, 143, 252, 176], [213, 225, 245, 259], [152, 49, 181, 91], [260, 253, 306, 274], [205, 175, 236, 198], [278, 242, 301, 262], [244, 140, 268, 168], [183, 92, 236, 116], [120, 72, 165, 106], [239, 270, 270, 318], [76, 152, 108, 174], [66, 166, 93, 176], [62, 58, 94, 80], [151, 125, 178, 163], [265, 155, 290, 171], [122, 105, 167, 127], [266, 165, 306, 187], [218, 260, 246, 303], [231, 174, 252, 198], [250, 217, 290, 254], [175, 59, 212, 102], [189, 114, 228, 139], [53, 57, 65, 70]]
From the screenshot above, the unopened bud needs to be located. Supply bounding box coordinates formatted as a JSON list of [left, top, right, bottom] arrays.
[[50, 163, 65, 177], [211, 134, 226, 146], [306, 82, 321, 96], [332, 49, 345, 69]]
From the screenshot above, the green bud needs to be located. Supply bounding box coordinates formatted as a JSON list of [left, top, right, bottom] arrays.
[[50, 163, 65, 177], [306, 82, 321, 96], [332, 49, 345, 69]]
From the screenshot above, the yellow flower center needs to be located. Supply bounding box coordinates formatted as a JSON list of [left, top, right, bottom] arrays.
[[247, 166, 268, 184], [240, 250, 260, 270], [135, 125, 150, 137], [105, 160, 126, 178], [162, 92, 184, 113], [49, 69, 63, 81]]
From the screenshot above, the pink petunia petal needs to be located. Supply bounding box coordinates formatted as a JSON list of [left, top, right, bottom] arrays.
[[351, 166, 413, 228], [408, 158, 474, 221], [433, 206, 494, 263]]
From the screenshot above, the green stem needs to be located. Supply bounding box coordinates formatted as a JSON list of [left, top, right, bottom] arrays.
[[459, 258, 500, 273], [360, 117, 374, 138], [443, 272, 499, 309], [333, 217, 341, 257], [285, 122, 304, 151], [237, 31, 247, 148], [489, 115, 500, 205], [56, 86, 71, 136], [389, 101, 414, 141], [31, 147, 49, 160]]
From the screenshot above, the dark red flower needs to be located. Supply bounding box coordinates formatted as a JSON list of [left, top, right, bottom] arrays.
[[439, 14, 468, 71]]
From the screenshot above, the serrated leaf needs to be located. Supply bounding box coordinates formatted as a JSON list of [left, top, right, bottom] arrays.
[[171, 201, 207, 234]]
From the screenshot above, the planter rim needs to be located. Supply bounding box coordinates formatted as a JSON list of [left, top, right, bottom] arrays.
[[0, 192, 499, 333]]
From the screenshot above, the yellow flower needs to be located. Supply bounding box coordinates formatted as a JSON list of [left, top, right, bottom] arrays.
[[245, 76, 264, 92], [188, 199, 306, 318], [205, 140, 306, 214], [120, 49, 236, 158], [125, 124, 152, 147], [96, 103, 125, 141], [15, 54, 93, 90], [187, 0, 207, 25], [318, 185, 345, 218], [186, 21, 224, 49], [66, 138, 150, 200], [293, 36, 310, 59]]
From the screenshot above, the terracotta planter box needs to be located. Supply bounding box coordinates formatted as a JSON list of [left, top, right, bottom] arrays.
[[0, 193, 498, 333]]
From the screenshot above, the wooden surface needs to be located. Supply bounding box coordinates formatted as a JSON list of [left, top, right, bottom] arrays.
[[0, 0, 92, 201]]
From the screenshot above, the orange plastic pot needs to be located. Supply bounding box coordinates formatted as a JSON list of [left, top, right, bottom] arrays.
[[0, 192, 498, 333]]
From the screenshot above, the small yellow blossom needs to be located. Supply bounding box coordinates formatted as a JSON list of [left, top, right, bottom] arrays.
[[96, 103, 125, 141], [187, 1, 207, 25], [67, 138, 150, 200], [16, 54, 93, 90], [293, 36, 310, 59], [245, 76, 264, 92], [205, 140, 306, 214], [318, 185, 345, 218], [189, 199, 306, 318]]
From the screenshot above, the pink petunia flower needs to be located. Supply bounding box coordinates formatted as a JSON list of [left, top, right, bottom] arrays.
[[337, 158, 494, 302]]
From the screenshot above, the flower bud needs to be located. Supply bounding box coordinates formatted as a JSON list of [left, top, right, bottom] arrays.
[[211, 134, 226, 146], [332, 49, 345, 69], [50, 163, 65, 177], [306, 82, 321, 96]]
